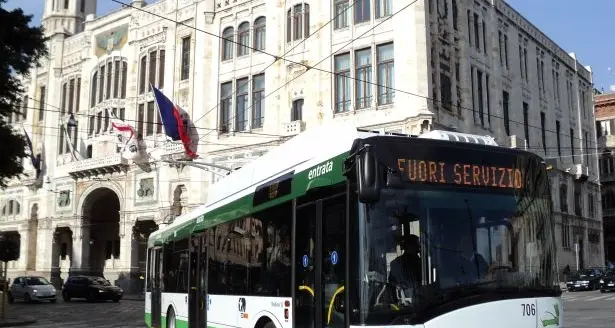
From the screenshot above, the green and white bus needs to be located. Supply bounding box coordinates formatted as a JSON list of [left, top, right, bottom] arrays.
[[145, 121, 562, 328]]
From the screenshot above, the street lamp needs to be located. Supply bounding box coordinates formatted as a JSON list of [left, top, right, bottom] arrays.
[[67, 114, 77, 128]]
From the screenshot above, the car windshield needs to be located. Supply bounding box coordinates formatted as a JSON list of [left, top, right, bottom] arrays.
[[89, 277, 111, 286], [351, 185, 559, 325], [577, 270, 598, 277], [25, 277, 50, 285]]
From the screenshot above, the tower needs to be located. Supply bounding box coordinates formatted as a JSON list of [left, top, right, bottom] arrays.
[[42, 0, 97, 36]]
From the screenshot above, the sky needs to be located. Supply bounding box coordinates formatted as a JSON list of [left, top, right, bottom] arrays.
[[4, 0, 614, 91]]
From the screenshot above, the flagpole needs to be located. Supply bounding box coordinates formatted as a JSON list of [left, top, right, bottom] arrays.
[[159, 159, 230, 177]]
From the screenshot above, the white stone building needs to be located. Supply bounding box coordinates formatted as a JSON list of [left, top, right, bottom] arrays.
[[0, 0, 602, 291]]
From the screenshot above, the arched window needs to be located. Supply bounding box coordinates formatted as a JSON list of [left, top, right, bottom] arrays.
[[88, 57, 128, 139], [291, 98, 303, 122], [59, 75, 81, 155], [90, 57, 127, 105], [237, 22, 250, 56], [138, 48, 166, 94], [1, 200, 21, 217], [287, 3, 310, 42], [254, 17, 266, 51], [222, 27, 234, 61]]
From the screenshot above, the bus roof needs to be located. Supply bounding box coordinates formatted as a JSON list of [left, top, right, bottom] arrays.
[[149, 120, 376, 245], [147, 121, 517, 246]]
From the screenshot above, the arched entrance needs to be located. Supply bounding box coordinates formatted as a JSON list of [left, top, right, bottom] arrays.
[[81, 187, 121, 276]]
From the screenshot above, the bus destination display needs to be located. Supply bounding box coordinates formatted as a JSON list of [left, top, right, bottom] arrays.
[[396, 158, 524, 189]]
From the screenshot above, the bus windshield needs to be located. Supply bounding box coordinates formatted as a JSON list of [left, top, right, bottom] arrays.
[[350, 156, 559, 325], [353, 185, 558, 325]]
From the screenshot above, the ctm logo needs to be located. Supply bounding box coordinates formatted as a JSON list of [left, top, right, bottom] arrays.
[[238, 297, 246, 313]]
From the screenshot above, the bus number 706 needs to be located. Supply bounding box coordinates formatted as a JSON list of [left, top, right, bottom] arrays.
[[521, 303, 536, 316]]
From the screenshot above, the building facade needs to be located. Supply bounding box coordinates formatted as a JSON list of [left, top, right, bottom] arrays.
[[595, 92, 615, 265], [0, 0, 602, 291]]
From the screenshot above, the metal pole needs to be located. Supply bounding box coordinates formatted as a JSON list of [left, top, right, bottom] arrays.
[[159, 159, 232, 176], [1, 261, 6, 319]]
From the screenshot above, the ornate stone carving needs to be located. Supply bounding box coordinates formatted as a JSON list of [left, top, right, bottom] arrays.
[[137, 178, 155, 198], [57, 190, 71, 207]]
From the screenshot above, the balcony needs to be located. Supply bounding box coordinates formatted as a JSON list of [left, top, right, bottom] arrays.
[[598, 135, 615, 149], [604, 208, 615, 218], [68, 153, 129, 179], [282, 120, 306, 136]]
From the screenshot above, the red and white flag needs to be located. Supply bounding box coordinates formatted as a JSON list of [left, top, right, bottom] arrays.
[[107, 108, 145, 162]]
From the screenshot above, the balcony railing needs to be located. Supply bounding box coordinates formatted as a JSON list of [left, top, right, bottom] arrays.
[[282, 120, 306, 136], [604, 208, 615, 217], [68, 153, 129, 179]]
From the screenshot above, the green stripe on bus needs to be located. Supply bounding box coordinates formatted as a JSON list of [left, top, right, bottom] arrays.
[[148, 151, 348, 246]]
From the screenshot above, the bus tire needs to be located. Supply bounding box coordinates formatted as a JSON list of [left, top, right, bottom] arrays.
[[167, 307, 176, 328], [255, 317, 275, 328]]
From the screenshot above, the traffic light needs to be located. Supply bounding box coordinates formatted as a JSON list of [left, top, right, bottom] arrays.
[[0, 231, 20, 262]]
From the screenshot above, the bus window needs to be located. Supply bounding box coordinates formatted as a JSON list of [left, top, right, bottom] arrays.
[[295, 203, 316, 328], [322, 196, 346, 328]]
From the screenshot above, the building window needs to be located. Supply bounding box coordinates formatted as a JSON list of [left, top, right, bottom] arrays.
[[334, 53, 351, 113], [91, 57, 128, 103], [570, 128, 575, 164], [540, 112, 546, 155], [222, 27, 234, 61], [181, 36, 191, 80], [58, 120, 78, 155], [1, 200, 21, 217], [60, 76, 81, 115], [523, 102, 529, 147], [237, 22, 250, 57], [219, 75, 265, 134], [252, 74, 265, 128], [253, 17, 266, 51], [477, 70, 484, 126], [355, 48, 372, 109], [560, 184, 568, 213], [88, 108, 125, 138], [377, 42, 394, 105], [556, 120, 561, 158], [502, 90, 510, 136], [235, 78, 249, 132], [144, 101, 162, 136], [376, 0, 392, 18], [473, 12, 480, 52], [38, 86, 46, 121], [498, 30, 509, 70], [561, 216, 570, 248], [355, 0, 370, 24], [291, 99, 303, 122], [219, 82, 233, 133], [589, 193, 595, 219], [287, 3, 310, 42], [334, 0, 349, 29], [138, 49, 165, 94]]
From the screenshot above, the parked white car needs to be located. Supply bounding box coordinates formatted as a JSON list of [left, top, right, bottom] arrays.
[[8, 276, 57, 303]]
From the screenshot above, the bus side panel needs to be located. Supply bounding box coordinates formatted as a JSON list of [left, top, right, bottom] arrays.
[[145, 291, 152, 327], [160, 292, 190, 327], [208, 295, 293, 328], [423, 297, 562, 328]]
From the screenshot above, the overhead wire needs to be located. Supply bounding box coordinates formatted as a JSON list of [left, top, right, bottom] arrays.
[[109, 0, 599, 150], [6, 0, 600, 170]]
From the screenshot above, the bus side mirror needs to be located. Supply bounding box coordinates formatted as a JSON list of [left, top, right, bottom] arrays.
[[357, 144, 381, 203]]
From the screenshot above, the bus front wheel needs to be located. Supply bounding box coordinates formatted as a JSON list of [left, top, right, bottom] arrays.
[[167, 307, 176, 328]]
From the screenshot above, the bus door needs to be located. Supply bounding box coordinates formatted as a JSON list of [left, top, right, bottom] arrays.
[[150, 247, 163, 328], [188, 234, 207, 328], [295, 193, 347, 328]]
